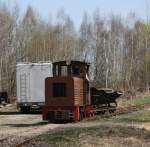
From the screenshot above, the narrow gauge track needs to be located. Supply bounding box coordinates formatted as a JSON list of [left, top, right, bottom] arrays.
[[100, 103, 150, 119], [14, 103, 150, 147]]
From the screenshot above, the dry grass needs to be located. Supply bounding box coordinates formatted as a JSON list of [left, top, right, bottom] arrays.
[[118, 95, 150, 107], [111, 109, 150, 123], [0, 103, 18, 113], [27, 95, 150, 147], [29, 123, 150, 147]]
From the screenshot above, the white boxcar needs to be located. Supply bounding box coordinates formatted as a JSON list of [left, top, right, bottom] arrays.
[[16, 63, 52, 113]]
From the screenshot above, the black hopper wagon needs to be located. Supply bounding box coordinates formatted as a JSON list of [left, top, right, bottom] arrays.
[[91, 87, 122, 114]]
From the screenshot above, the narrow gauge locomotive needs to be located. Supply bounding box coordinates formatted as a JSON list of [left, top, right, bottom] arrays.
[[42, 61, 122, 122]]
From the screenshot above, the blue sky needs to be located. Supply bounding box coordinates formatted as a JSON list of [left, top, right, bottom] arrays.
[[0, 0, 149, 28]]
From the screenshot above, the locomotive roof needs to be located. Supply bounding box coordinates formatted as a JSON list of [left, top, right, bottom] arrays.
[[53, 60, 90, 66]]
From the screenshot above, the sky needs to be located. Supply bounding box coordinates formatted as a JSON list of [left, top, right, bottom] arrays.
[[0, 0, 149, 28]]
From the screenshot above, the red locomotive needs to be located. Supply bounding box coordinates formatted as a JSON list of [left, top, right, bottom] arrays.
[[42, 61, 122, 122]]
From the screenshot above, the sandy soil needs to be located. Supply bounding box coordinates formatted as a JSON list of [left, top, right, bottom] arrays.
[[0, 114, 101, 147], [0, 114, 60, 146]]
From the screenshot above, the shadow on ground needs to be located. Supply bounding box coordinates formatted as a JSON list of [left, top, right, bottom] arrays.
[[0, 111, 42, 115], [1, 121, 49, 127]]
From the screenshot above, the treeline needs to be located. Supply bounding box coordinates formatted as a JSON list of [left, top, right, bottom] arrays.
[[0, 4, 150, 96]]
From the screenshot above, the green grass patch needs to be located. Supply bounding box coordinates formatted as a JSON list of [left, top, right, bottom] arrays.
[[30, 102, 150, 147], [37, 127, 101, 147], [111, 109, 150, 123], [34, 123, 150, 147], [120, 96, 150, 107]]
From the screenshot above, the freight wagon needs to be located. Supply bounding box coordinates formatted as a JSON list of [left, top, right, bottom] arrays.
[[16, 63, 52, 113]]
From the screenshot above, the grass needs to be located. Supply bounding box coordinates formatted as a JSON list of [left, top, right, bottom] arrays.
[[31, 107, 150, 147], [106, 96, 150, 124], [119, 96, 150, 107], [32, 123, 150, 147], [29, 96, 150, 146], [109, 109, 150, 123], [0, 103, 18, 113]]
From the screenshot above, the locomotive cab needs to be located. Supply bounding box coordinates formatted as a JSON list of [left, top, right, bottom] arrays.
[[43, 61, 93, 122], [53, 60, 90, 78]]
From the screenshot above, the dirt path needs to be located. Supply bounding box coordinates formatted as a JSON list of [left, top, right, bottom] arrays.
[[0, 114, 102, 147], [0, 115, 60, 146]]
